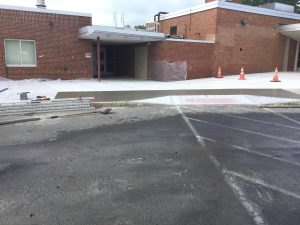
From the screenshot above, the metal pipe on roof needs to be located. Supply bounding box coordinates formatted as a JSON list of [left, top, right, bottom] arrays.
[[36, 0, 46, 8], [154, 11, 168, 22]]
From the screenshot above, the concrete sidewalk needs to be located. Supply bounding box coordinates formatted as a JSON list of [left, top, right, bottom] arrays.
[[56, 89, 300, 102], [1, 72, 300, 105]]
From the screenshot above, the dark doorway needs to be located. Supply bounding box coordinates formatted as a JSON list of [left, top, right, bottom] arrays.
[[92, 43, 137, 79], [93, 45, 116, 78]]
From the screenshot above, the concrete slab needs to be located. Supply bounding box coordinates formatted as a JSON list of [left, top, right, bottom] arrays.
[[1, 72, 300, 104], [56, 89, 300, 103]]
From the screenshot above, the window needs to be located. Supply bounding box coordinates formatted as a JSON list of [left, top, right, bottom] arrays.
[[170, 26, 177, 35], [4, 39, 36, 67]]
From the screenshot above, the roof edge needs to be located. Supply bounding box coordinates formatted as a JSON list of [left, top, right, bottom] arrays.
[[78, 25, 166, 41], [160, 1, 300, 21], [278, 23, 300, 32], [0, 4, 91, 17], [165, 38, 215, 44]]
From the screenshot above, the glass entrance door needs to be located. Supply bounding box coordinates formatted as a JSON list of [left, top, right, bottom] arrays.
[[100, 46, 115, 76], [297, 46, 300, 71]]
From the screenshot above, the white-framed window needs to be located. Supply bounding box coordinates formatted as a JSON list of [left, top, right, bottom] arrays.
[[4, 39, 37, 67]]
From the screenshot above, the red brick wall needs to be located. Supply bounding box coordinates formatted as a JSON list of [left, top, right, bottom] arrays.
[[213, 9, 300, 76], [0, 8, 93, 80], [149, 40, 214, 79], [205, 0, 216, 3], [158, 6, 300, 78], [159, 9, 217, 41]]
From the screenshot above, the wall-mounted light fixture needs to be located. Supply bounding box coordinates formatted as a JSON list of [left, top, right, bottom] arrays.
[[274, 22, 288, 28], [240, 19, 248, 26]]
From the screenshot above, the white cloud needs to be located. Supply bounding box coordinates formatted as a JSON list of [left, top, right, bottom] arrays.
[[0, 0, 204, 26]]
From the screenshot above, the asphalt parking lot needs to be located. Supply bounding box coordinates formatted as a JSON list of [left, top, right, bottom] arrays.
[[0, 105, 299, 225]]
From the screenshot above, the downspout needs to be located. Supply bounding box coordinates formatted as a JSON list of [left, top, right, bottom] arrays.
[[97, 37, 101, 81], [212, 8, 220, 77]]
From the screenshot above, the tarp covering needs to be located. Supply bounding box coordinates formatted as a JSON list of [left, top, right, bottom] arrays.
[[149, 60, 187, 82]]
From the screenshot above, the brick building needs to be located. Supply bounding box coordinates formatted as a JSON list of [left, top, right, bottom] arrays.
[[1, 0, 300, 80], [149, 0, 300, 79], [0, 1, 164, 80], [0, 4, 93, 80]]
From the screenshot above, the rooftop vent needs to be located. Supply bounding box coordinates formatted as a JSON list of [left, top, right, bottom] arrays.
[[36, 0, 46, 9]]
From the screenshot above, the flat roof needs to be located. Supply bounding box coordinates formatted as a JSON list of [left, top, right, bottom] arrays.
[[278, 24, 300, 41], [78, 26, 166, 44], [159, 1, 300, 21], [0, 4, 91, 17]]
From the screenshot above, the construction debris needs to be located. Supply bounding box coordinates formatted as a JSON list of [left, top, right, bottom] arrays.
[[0, 118, 41, 125], [0, 88, 8, 93], [0, 97, 95, 115], [100, 108, 112, 114], [36, 96, 50, 101], [19, 92, 30, 100]]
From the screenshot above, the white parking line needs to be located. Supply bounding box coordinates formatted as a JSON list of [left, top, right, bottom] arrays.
[[223, 173, 266, 225], [175, 106, 267, 225], [264, 108, 300, 126], [188, 117, 300, 145], [225, 170, 300, 200], [180, 106, 300, 166], [181, 106, 300, 130], [224, 114, 300, 130], [200, 136, 300, 168], [175, 106, 205, 146]]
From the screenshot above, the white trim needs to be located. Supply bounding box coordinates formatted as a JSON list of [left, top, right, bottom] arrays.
[[80, 25, 166, 38], [218, 1, 300, 20], [160, 1, 300, 21], [5, 65, 37, 68], [0, 4, 91, 17], [165, 38, 215, 44], [278, 23, 300, 33], [79, 25, 166, 43], [4, 39, 37, 67], [160, 1, 218, 21], [294, 41, 299, 71]]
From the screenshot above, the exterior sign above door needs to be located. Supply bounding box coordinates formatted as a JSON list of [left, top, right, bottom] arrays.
[[85, 53, 92, 58]]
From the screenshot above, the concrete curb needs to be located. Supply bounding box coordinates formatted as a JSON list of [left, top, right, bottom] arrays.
[[259, 101, 300, 108], [3, 100, 284, 125], [259, 105, 300, 108], [0, 103, 166, 125], [0, 117, 40, 125]]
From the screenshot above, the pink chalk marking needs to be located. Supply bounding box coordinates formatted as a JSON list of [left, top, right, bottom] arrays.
[[185, 98, 237, 104]]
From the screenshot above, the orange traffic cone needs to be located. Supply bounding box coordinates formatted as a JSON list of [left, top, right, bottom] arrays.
[[271, 67, 281, 82], [239, 67, 246, 80], [216, 66, 223, 78]]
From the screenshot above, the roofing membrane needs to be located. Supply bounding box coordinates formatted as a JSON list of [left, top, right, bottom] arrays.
[[0, 4, 91, 17]]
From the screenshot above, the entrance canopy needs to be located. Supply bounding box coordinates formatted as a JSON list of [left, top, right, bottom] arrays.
[[78, 25, 165, 44], [278, 23, 300, 41]]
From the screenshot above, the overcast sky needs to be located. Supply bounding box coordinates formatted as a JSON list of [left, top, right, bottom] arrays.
[[0, 0, 204, 26]]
